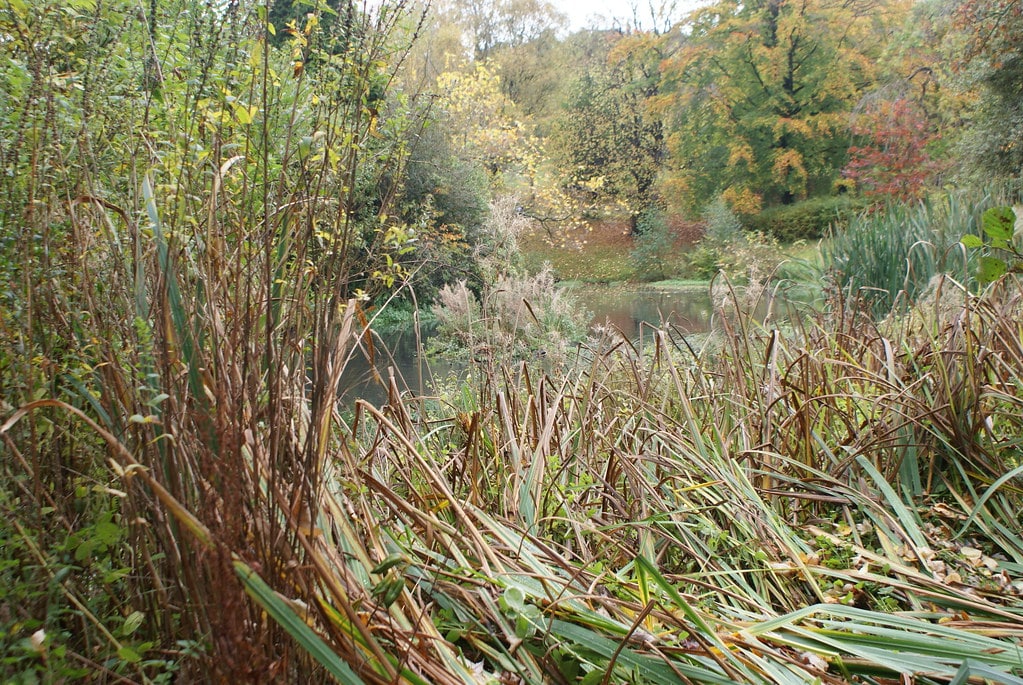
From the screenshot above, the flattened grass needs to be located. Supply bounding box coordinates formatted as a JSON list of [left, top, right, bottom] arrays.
[[311, 274, 1023, 683]]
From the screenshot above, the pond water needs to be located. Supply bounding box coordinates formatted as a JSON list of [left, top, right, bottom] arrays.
[[569, 285, 716, 335], [337, 285, 785, 406]]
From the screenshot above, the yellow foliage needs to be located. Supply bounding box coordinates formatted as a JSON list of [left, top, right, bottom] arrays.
[[772, 149, 807, 185], [727, 143, 755, 169], [722, 187, 762, 214]]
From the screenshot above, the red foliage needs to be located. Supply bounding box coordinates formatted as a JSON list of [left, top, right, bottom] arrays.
[[954, 0, 1022, 66], [842, 98, 946, 201]]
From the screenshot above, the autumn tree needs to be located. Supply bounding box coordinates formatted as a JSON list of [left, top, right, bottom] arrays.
[[843, 96, 946, 200], [433, 61, 540, 180], [659, 0, 910, 212], [550, 28, 672, 226], [952, 0, 1023, 178]]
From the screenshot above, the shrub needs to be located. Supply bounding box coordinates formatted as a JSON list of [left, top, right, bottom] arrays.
[[748, 195, 869, 242], [630, 210, 677, 281], [683, 198, 783, 283]]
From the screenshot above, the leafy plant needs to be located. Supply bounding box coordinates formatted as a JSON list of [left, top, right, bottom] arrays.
[[961, 205, 1022, 283], [430, 264, 590, 363]]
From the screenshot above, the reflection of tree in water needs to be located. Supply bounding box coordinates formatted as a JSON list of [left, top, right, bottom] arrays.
[[575, 287, 717, 336]]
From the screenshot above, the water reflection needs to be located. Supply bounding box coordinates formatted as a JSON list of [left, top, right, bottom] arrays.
[[338, 285, 780, 406], [568, 285, 716, 335]]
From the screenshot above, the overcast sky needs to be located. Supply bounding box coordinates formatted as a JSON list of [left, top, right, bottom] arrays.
[[556, 0, 707, 31]]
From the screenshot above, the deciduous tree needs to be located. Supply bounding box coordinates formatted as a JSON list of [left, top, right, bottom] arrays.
[[843, 97, 946, 199], [659, 0, 909, 212]]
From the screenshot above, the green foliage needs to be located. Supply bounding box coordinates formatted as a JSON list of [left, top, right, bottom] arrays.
[[746, 195, 870, 243], [961, 206, 1022, 283], [682, 198, 783, 283], [630, 211, 676, 281], [702, 196, 744, 244], [550, 30, 666, 217], [824, 193, 980, 317], [660, 0, 899, 211], [952, 0, 1023, 181], [0, 485, 185, 682]]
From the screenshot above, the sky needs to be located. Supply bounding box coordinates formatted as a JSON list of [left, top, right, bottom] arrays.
[[555, 0, 707, 31]]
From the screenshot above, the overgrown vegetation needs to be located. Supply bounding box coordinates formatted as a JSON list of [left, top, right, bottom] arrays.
[[823, 192, 1001, 317], [1, 0, 1022, 682], [745, 196, 869, 243]]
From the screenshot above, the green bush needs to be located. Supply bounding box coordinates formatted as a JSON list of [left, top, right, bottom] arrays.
[[683, 198, 783, 283], [747, 195, 869, 243], [631, 210, 676, 281]]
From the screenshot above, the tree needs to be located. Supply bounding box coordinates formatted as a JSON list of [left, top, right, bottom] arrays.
[[434, 61, 540, 180], [550, 28, 670, 226], [439, 0, 567, 59], [843, 97, 946, 200], [659, 0, 909, 212], [952, 0, 1023, 178]]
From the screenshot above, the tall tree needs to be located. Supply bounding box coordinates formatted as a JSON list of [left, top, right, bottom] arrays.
[[550, 29, 671, 226], [952, 0, 1023, 178], [440, 0, 566, 59], [659, 0, 908, 212]]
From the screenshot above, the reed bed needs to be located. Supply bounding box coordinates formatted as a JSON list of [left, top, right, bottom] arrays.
[[1, 0, 1022, 682], [321, 276, 1023, 683], [823, 194, 986, 317]]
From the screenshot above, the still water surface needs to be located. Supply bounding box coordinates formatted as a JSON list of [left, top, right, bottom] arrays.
[[338, 285, 779, 405]]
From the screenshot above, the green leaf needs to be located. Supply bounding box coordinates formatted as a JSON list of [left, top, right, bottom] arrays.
[[979, 256, 1008, 283], [500, 586, 526, 613], [982, 206, 1016, 242], [117, 645, 142, 663], [233, 558, 367, 685], [959, 234, 984, 249], [94, 521, 122, 546], [122, 611, 145, 637], [146, 393, 170, 407], [74, 539, 95, 562]]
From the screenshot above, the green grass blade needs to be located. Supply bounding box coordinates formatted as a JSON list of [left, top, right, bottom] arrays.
[[233, 558, 367, 685]]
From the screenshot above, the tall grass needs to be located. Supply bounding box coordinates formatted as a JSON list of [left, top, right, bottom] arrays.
[[330, 276, 1023, 682], [1, 2, 1022, 684], [824, 192, 990, 317], [0, 0, 438, 680]]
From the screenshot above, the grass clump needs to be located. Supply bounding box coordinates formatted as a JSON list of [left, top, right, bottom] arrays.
[[823, 191, 992, 317], [430, 264, 591, 364], [338, 276, 1023, 683]]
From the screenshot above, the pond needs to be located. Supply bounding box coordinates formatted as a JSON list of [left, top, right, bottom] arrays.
[[337, 284, 787, 406]]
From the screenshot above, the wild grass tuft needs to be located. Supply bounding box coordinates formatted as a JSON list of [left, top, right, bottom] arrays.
[[823, 191, 991, 317], [1, 1, 1022, 683], [332, 276, 1023, 682]]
